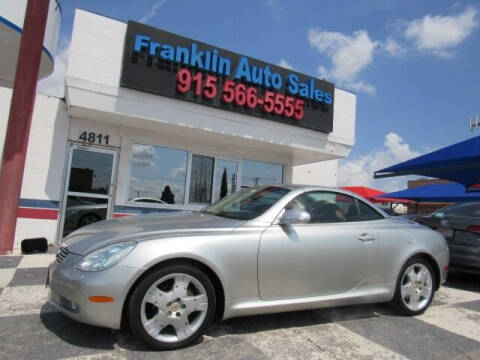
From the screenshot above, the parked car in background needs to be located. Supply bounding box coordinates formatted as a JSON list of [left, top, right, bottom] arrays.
[[48, 186, 448, 350], [415, 201, 480, 274], [64, 197, 167, 236]]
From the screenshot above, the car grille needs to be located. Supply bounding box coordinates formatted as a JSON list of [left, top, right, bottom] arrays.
[[56, 246, 70, 264]]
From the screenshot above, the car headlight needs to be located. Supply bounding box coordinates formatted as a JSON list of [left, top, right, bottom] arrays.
[[76, 241, 136, 272]]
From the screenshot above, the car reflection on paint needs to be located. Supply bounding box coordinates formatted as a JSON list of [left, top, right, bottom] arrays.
[[49, 185, 449, 350], [63, 197, 167, 236]]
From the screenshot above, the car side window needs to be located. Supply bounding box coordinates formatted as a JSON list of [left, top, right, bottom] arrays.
[[445, 204, 480, 217], [285, 191, 385, 223], [357, 200, 384, 221], [286, 192, 343, 223], [440, 204, 466, 216]]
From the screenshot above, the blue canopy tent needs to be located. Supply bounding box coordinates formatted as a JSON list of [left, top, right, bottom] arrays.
[[375, 183, 480, 203], [374, 136, 480, 191]]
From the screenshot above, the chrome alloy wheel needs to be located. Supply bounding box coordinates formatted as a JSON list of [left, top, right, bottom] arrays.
[[140, 273, 208, 343], [400, 263, 433, 312]]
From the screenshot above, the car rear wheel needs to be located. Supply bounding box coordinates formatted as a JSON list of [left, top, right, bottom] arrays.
[[128, 264, 216, 350], [392, 257, 435, 315], [77, 213, 101, 228]]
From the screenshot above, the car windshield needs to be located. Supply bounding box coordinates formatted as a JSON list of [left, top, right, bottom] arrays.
[[203, 186, 290, 220]]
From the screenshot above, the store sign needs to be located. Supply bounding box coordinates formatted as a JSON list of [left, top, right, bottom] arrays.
[[121, 21, 334, 133]]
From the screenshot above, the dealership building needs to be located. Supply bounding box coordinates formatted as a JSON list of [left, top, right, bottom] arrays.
[[0, 8, 356, 249]]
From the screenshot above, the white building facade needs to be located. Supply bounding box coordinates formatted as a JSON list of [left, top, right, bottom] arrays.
[[0, 9, 356, 249]]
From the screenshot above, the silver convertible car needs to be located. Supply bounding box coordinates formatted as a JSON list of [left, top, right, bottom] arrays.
[[47, 186, 449, 350]]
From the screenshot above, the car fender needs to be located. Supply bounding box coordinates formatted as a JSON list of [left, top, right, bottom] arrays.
[[119, 227, 264, 308], [392, 229, 448, 290]]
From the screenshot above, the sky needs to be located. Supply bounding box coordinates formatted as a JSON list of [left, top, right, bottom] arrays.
[[38, 0, 480, 192]]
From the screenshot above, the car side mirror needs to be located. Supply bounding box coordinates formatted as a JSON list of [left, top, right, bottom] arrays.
[[279, 209, 311, 225]]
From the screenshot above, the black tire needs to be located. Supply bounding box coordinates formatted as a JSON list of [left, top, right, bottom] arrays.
[[128, 264, 216, 350], [391, 257, 436, 316]]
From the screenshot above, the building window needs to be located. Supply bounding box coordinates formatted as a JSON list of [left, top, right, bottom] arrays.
[[241, 160, 283, 188], [128, 144, 187, 205], [213, 159, 238, 202], [189, 154, 214, 204]]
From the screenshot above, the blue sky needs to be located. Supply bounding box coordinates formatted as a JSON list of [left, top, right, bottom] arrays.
[[39, 0, 480, 191]]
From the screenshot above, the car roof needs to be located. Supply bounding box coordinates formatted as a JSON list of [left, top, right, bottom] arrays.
[[253, 184, 387, 205]]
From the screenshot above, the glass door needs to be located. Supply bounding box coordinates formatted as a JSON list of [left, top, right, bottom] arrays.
[[59, 143, 118, 239]]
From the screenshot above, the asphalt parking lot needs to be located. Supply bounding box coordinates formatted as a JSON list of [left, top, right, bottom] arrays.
[[0, 253, 479, 360]]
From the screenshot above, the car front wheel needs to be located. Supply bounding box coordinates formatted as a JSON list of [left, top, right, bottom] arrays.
[[392, 257, 435, 315], [128, 264, 216, 350]]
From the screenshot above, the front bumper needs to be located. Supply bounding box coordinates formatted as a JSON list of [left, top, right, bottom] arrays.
[[47, 254, 140, 330]]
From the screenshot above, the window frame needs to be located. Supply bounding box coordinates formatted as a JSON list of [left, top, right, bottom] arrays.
[[127, 142, 189, 208], [284, 190, 386, 224], [188, 153, 215, 205], [126, 141, 285, 209], [211, 157, 241, 204]]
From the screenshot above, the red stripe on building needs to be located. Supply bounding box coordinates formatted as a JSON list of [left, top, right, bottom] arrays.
[[17, 207, 58, 220]]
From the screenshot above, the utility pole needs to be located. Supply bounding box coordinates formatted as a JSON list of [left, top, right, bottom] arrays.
[[0, 0, 50, 254]]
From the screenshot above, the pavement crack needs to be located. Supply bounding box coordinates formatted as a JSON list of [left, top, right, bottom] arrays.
[[304, 334, 327, 354]]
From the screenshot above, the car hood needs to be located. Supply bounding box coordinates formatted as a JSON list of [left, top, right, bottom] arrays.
[[62, 211, 245, 255]]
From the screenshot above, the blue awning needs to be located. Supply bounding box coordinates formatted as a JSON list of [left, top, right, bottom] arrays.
[[374, 136, 480, 190], [376, 183, 480, 203]]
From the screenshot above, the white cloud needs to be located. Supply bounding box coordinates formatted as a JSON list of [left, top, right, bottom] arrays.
[[37, 42, 69, 98], [344, 80, 376, 95], [169, 163, 187, 178], [384, 37, 407, 57], [317, 65, 328, 79], [132, 144, 156, 159], [405, 6, 478, 56], [306, 7, 477, 95], [309, 29, 378, 81], [266, 0, 284, 20], [309, 29, 378, 94], [278, 59, 293, 70], [131, 144, 157, 168], [131, 159, 156, 168], [338, 132, 422, 192], [140, 0, 167, 24]]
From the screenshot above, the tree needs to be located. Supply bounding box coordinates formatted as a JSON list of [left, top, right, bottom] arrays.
[[161, 185, 175, 204], [220, 168, 228, 199]]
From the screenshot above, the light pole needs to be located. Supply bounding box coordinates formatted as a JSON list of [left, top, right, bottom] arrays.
[[470, 115, 479, 132]]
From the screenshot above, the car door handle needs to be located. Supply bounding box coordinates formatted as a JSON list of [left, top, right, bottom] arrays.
[[358, 233, 375, 242]]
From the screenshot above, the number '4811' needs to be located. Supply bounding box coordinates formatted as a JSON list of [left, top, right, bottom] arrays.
[[79, 131, 110, 145]]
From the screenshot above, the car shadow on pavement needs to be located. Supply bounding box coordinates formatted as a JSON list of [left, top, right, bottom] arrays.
[[40, 303, 118, 351], [444, 270, 480, 293], [206, 302, 392, 338], [113, 303, 394, 352], [39, 301, 394, 352]]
